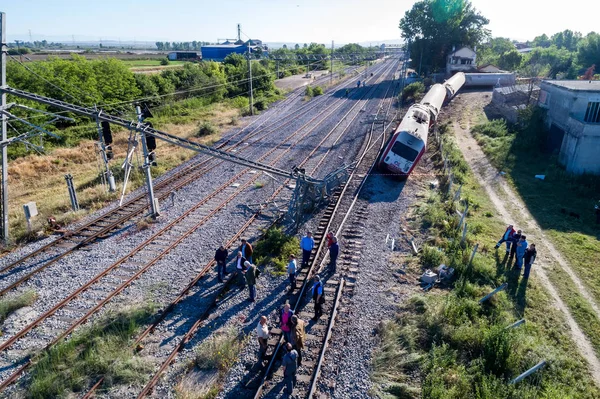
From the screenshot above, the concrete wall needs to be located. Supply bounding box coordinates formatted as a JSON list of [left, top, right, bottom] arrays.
[[539, 81, 600, 175]]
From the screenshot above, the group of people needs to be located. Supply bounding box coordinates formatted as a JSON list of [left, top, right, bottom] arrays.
[[213, 230, 341, 397], [495, 224, 537, 278], [257, 303, 306, 396], [214, 238, 260, 301]]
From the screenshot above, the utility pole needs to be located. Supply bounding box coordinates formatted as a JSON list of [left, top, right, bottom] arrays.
[[135, 106, 159, 218], [237, 23, 241, 42], [331, 40, 334, 84], [0, 12, 8, 243], [247, 42, 254, 116]]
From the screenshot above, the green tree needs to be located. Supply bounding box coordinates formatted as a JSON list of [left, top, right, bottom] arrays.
[[531, 33, 552, 48], [551, 29, 582, 51], [577, 32, 600, 71], [524, 46, 575, 78], [399, 0, 490, 72], [498, 49, 522, 71]]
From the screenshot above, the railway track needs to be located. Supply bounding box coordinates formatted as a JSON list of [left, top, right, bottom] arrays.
[[0, 59, 396, 393], [0, 63, 383, 299], [126, 58, 400, 399], [249, 65, 399, 399]]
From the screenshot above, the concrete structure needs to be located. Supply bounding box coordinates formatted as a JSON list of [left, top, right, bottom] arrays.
[[167, 51, 200, 61], [201, 43, 265, 62], [490, 84, 538, 123], [539, 80, 600, 175], [478, 64, 503, 73], [446, 46, 477, 74]]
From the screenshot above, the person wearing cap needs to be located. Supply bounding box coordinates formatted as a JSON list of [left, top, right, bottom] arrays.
[[245, 261, 260, 302], [300, 231, 314, 269], [214, 245, 228, 283], [256, 315, 269, 359], [310, 275, 324, 320]]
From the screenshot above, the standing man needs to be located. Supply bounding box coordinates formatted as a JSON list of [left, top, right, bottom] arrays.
[[287, 254, 297, 290], [282, 343, 298, 396], [256, 315, 269, 359], [290, 315, 305, 366], [300, 231, 315, 269], [240, 238, 253, 264], [329, 236, 339, 272], [514, 235, 528, 270], [310, 275, 324, 321], [214, 245, 228, 283], [235, 251, 248, 287], [495, 224, 515, 253], [245, 261, 260, 302], [326, 231, 335, 249], [509, 230, 523, 263], [523, 243, 537, 279]]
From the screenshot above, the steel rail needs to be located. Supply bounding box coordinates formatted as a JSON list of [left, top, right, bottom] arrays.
[[0, 70, 351, 278], [0, 65, 382, 298], [252, 59, 399, 399], [132, 59, 400, 399], [0, 60, 393, 392]]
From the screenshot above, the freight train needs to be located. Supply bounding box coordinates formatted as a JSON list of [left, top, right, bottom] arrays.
[[378, 72, 465, 178]]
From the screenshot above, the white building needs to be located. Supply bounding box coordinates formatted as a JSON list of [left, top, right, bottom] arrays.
[[446, 46, 477, 74], [539, 80, 600, 175]]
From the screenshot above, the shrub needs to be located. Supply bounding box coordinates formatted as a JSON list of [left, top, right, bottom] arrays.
[[313, 86, 324, 96], [305, 85, 314, 97], [401, 82, 425, 102], [253, 226, 299, 274], [228, 96, 250, 109], [472, 120, 510, 138], [194, 328, 243, 371], [160, 58, 170, 66], [254, 98, 268, 111], [197, 121, 217, 137], [420, 245, 445, 269]]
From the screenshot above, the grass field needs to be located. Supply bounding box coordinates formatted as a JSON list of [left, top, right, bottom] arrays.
[[371, 126, 598, 398], [468, 108, 600, 346], [4, 100, 242, 244], [27, 304, 155, 397]]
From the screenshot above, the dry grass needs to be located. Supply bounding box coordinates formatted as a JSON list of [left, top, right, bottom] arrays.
[[3, 103, 245, 246]]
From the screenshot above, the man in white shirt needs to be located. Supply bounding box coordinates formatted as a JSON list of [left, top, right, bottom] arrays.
[[287, 254, 297, 290], [256, 315, 269, 359], [235, 251, 247, 287]]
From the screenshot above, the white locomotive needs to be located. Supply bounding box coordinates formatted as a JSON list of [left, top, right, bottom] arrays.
[[378, 72, 465, 178]]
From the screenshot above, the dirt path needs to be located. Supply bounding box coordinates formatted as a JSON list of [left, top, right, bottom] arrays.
[[448, 92, 600, 383]]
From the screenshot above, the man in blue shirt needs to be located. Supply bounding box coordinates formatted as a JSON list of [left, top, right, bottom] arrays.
[[300, 231, 314, 269], [514, 235, 529, 270], [310, 275, 324, 321]]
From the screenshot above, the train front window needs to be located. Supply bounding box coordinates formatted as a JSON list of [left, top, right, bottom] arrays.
[[391, 141, 419, 162]]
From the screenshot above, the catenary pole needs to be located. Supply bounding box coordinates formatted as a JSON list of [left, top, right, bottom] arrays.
[[330, 40, 334, 85], [1, 12, 8, 243], [247, 42, 254, 116], [135, 105, 159, 218]]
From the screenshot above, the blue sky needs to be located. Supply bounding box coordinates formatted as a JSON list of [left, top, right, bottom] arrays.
[[2, 0, 597, 44]]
